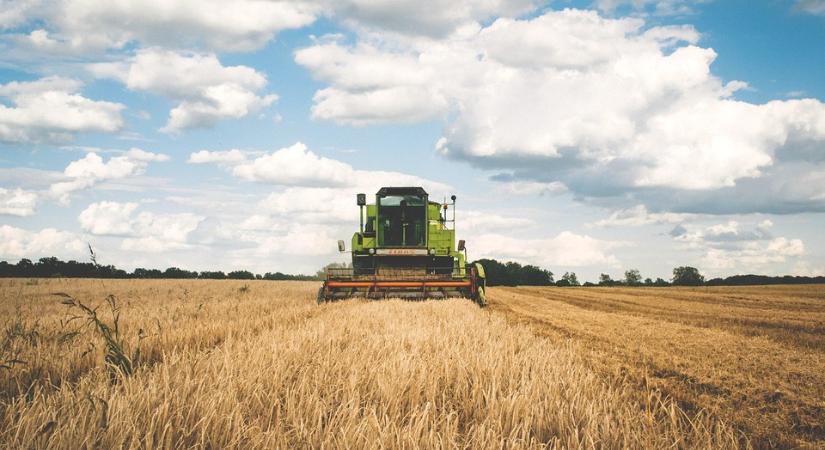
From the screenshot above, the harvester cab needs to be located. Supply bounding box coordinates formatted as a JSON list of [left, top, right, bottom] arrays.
[[318, 187, 486, 306]]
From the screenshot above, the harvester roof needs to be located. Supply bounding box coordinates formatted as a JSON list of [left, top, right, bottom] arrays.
[[376, 186, 428, 197]]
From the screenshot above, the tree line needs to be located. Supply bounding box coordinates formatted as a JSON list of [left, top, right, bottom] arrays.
[[2, 256, 822, 286], [0, 257, 318, 281]]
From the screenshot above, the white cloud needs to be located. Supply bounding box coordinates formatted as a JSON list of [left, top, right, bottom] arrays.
[[328, 0, 535, 38], [0, 0, 41, 30], [49, 149, 169, 203], [0, 225, 84, 260], [592, 204, 693, 227], [595, 0, 711, 16], [672, 220, 804, 272], [296, 9, 825, 213], [701, 237, 805, 271], [192, 141, 452, 192], [188, 149, 247, 165], [232, 142, 355, 187], [79, 201, 203, 252], [794, 0, 825, 15], [473, 231, 620, 268], [6, 0, 317, 52], [90, 49, 277, 132], [78, 201, 138, 235], [0, 188, 38, 216], [461, 210, 533, 234], [0, 76, 124, 143], [499, 180, 568, 196]]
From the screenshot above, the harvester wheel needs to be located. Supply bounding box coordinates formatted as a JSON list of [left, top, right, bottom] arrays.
[[476, 286, 487, 307]]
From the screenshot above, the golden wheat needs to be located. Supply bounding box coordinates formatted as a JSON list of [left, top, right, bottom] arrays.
[[1, 279, 746, 449], [490, 285, 825, 449]]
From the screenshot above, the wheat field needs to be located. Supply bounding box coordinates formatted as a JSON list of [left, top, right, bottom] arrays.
[[1, 279, 822, 448]]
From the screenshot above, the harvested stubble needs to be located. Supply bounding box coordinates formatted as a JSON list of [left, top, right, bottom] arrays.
[[0, 279, 740, 449], [489, 285, 825, 449]]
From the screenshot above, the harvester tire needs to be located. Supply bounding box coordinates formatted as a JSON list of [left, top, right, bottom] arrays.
[[476, 286, 487, 307]]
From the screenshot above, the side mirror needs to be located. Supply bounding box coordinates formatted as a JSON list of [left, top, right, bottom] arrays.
[[337, 240, 346, 252], [357, 193, 366, 206], [457, 239, 465, 251]]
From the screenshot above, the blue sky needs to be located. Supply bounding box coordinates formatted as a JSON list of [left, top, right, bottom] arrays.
[[1, 0, 824, 281]]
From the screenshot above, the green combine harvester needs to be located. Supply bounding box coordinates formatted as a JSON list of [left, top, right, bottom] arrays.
[[319, 187, 486, 306]]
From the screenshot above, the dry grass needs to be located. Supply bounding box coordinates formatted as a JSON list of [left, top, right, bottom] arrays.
[[0, 278, 745, 449], [489, 285, 825, 449]]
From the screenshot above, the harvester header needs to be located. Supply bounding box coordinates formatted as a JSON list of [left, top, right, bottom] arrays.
[[318, 187, 486, 305]]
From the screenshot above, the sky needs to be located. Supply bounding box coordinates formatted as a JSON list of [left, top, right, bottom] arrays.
[[0, 0, 824, 282]]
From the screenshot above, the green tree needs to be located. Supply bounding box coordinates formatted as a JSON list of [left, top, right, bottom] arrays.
[[672, 266, 704, 286], [558, 272, 579, 287], [598, 273, 614, 286], [624, 269, 642, 286]]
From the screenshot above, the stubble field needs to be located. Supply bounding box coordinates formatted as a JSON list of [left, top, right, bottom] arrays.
[[0, 279, 823, 449]]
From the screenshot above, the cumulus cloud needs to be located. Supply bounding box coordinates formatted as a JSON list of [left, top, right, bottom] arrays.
[[5, 0, 317, 52], [328, 0, 535, 38], [232, 143, 354, 187], [90, 49, 277, 132], [190, 141, 452, 192], [595, 0, 710, 16], [473, 231, 621, 267], [673, 220, 805, 272], [0, 188, 38, 216], [0, 225, 84, 260], [495, 180, 568, 196], [296, 9, 825, 214], [188, 149, 247, 165], [79, 201, 203, 252], [0, 76, 124, 143], [591, 204, 694, 227], [49, 149, 169, 203]]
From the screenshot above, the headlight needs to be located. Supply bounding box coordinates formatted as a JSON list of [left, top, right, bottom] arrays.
[[429, 249, 436, 255], [368, 248, 375, 254]]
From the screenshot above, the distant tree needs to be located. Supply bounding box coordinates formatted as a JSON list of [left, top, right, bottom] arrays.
[[473, 258, 553, 286], [643, 277, 653, 286], [654, 277, 669, 287], [672, 266, 704, 286], [163, 267, 198, 279], [624, 269, 642, 286], [598, 273, 613, 286], [199, 271, 227, 280], [134, 268, 163, 278], [583, 281, 596, 287], [227, 270, 255, 280], [558, 272, 579, 287]]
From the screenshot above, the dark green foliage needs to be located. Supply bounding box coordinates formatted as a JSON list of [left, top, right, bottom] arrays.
[[598, 273, 619, 286], [705, 274, 825, 286], [263, 272, 317, 281], [473, 259, 554, 286], [672, 266, 705, 286], [654, 277, 670, 286], [227, 270, 255, 280], [624, 269, 642, 286], [162, 267, 198, 279], [198, 271, 227, 279], [557, 272, 579, 287], [0, 257, 318, 280]]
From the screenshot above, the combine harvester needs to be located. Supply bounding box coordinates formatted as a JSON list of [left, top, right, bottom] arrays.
[[319, 187, 486, 306]]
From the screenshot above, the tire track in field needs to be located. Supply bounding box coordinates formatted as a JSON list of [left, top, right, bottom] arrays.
[[487, 286, 825, 450]]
